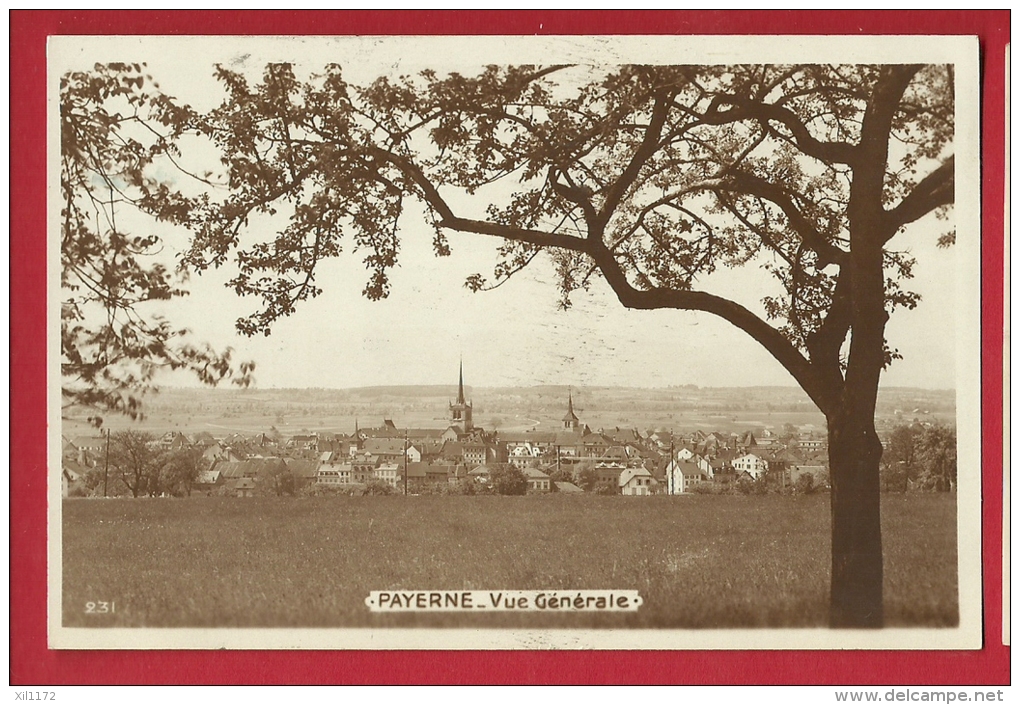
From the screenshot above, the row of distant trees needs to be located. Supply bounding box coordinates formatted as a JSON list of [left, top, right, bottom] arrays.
[[881, 424, 957, 492]]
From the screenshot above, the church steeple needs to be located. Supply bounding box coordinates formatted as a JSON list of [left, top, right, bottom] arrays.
[[563, 388, 580, 430], [450, 359, 473, 432]]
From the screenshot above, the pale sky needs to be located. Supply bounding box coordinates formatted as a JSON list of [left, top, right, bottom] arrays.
[[53, 36, 974, 392]]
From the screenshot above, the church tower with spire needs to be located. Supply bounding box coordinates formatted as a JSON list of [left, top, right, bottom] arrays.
[[449, 360, 473, 432], [562, 389, 580, 431]]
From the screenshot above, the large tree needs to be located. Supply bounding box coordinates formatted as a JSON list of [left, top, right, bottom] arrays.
[[64, 62, 956, 627], [108, 430, 159, 498]]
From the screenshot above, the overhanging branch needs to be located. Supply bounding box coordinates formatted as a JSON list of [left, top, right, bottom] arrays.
[[883, 155, 955, 234], [585, 238, 833, 412]]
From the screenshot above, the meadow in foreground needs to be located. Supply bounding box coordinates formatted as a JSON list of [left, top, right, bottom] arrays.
[[62, 493, 957, 628]]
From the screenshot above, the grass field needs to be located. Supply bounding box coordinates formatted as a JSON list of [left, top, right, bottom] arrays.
[[62, 493, 958, 629]]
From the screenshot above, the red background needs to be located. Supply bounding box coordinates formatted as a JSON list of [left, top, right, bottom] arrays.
[[11, 10, 1009, 685]]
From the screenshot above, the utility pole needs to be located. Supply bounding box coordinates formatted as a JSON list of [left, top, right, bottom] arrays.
[[102, 428, 111, 497], [668, 439, 674, 495], [403, 429, 409, 496]]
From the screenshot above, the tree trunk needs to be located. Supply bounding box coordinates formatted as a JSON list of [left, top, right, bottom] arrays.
[[827, 410, 884, 627]]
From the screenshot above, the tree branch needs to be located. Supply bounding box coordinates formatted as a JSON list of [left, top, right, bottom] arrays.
[[700, 95, 859, 166], [599, 90, 673, 224], [586, 238, 835, 413], [883, 155, 955, 234], [719, 171, 849, 268]]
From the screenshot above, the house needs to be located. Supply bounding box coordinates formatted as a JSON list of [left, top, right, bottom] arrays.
[[281, 459, 316, 489], [234, 478, 256, 497], [738, 431, 758, 450], [255, 458, 298, 495], [796, 437, 827, 452], [61, 465, 84, 497], [469, 465, 491, 485], [364, 437, 412, 463], [215, 458, 289, 487], [461, 441, 489, 467], [203, 442, 242, 464], [522, 466, 551, 493], [61, 435, 78, 459], [552, 431, 583, 459], [213, 460, 254, 480], [619, 467, 658, 495], [194, 468, 223, 493], [439, 441, 465, 463], [348, 461, 373, 484], [251, 432, 280, 448], [501, 431, 557, 458], [446, 463, 470, 485], [602, 427, 643, 445], [732, 453, 768, 480], [674, 445, 695, 462], [708, 449, 737, 478], [790, 459, 829, 487], [646, 430, 674, 451], [585, 462, 626, 492], [69, 435, 106, 465], [581, 432, 613, 459], [351, 454, 378, 483], [507, 442, 542, 469], [159, 431, 191, 451], [318, 451, 352, 485], [288, 433, 319, 451], [428, 463, 458, 484], [191, 431, 218, 448], [374, 462, 402, 490], [404, 462, 428, 491], [665, 459, 707, 494], [554, 481, 584, 493]]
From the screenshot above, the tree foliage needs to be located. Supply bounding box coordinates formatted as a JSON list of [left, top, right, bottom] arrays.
[[60, 64, 253, 423], [575, 466, 598, 493], [163, 447, 205, 497], [490, 464, 529, 495], [364, 478, 396, 495], [914, 425, 957, 492], [108, 430, 159, 497], [883, 423, 957, 492]]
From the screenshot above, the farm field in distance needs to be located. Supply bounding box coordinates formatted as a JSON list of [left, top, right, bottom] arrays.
[[61, 384, 955, 440], [62, 493, 958, 629]]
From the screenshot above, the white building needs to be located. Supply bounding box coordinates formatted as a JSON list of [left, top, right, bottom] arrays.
[[665, 459, 706, 494], [619, 467, 657, 496], [732, 453, 768, 480]]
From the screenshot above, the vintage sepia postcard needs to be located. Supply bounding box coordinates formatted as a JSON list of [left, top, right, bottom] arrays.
[[48, 33, 983, 651]]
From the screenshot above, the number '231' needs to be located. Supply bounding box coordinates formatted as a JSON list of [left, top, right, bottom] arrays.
[[85, 601, 114, 613]]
